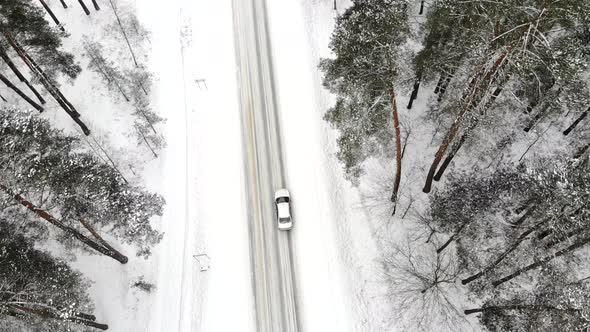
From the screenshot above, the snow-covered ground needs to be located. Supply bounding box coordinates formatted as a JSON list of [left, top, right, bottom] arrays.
[[139, 0, 253, 331], [136, 1, 191, 331]]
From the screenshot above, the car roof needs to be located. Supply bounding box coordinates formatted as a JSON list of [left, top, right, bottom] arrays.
[[277, 203, 290, 218], [274, 188, 290, 200]]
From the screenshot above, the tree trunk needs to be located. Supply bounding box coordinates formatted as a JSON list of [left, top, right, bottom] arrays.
[[139, 80, 149, 95], [8, 304, 108, 330], [60, 0, 68, 8], [465, 304, 580, 315], [401, 198, 413, 219], [78, 217, 128, 264], [91, 0, 101, 10], [492, 235, 590, 287], [514, 201, 532, 214], [563, 109, 588, 136], [462, 218, 547, 285], [136, 107, 158, 134], [512, 205, 535, 226], [139, 128, 158, 158], [108, 0, 139, 67], [0, 73, 44, 112], [5, 34, 71, 110], [433, 136, 465, 182], [0, 50, 46, 104], [110, 72, 130, 101], [389, 89, 402, 215], [436, 73, 453, 102], [407, 77, 421, 109], [524, 103, 550, 132], [434, 74, 444, 94], [38, 0, 65, 32], [66, 316, 108, 330], [422, 104, 470, 193], [0, 183, 128, 264], [85, 44, 127, 100], [78, 0, 91, 15], [5, 34, 91, 135], [519, 121, 555, 162], [424, 50, 511, 193], [437, 219, 470, 253], [74, 312, 96, 321], [433, 118, 479, 182], [90, 136, 129, 184], [407, 94, 415, 110], [545, 227, 585, 248], [480, 75, 510, 115], [537, 228, 553, 240]]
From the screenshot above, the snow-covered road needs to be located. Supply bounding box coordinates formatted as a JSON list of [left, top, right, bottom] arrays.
[[140, 0, 387, 331], [232, 0, 299, 330]]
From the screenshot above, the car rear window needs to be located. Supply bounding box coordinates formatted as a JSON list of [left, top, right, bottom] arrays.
[[276, 197, 289, 203]]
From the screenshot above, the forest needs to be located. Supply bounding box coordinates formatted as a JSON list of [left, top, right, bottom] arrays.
[[0, 0, 164, 330], [321, 0, 590, 331]]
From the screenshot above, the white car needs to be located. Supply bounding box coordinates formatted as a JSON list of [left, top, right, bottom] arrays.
[[274, 189, 292, 231]]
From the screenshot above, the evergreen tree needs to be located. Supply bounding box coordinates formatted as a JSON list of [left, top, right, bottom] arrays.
[[0, 0, 81, 80], [0, 110, 163, 261], [468, 281, 590, 331], [320, 0, 409, 209], [0, 220, 107, 330]]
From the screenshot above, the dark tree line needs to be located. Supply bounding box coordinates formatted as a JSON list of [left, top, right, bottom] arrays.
[[1, 1, 165, 329], [322, 0, 590, 199], [322, 1, 590, 331], [0, 110, 164, 328], [381, 160, 590, 331]]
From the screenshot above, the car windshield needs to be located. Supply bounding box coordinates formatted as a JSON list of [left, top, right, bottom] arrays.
[[276, 196, 289, 203]]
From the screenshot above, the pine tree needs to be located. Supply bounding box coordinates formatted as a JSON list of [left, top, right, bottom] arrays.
[[420, 0, 590, 192], [0, 110, 164, 261], [0, 220, 108, 330], [468, 281, 590, 331], [84, 39, 130, 102], [1, 0, 93, 135], [0, 0, 81, 80], [320, 0, 410, 210], [38, 0, 65, 32]]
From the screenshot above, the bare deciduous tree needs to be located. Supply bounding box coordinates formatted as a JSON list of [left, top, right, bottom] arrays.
[[381, 239, 467, 331]]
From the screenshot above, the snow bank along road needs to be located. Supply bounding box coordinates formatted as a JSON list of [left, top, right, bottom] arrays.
[[232, 0, 299, 331]]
